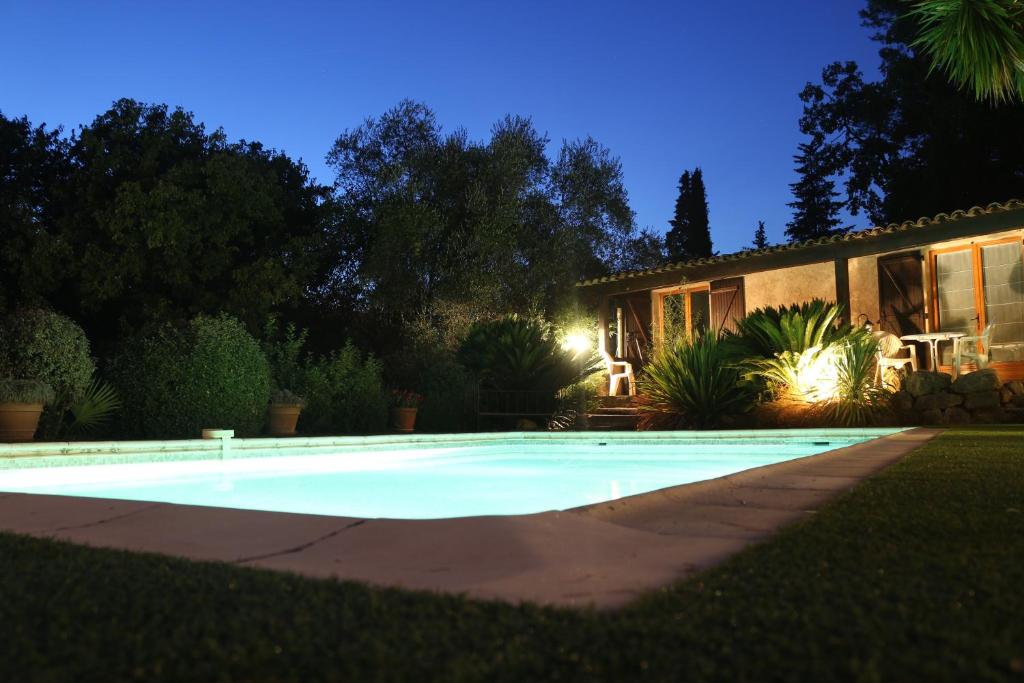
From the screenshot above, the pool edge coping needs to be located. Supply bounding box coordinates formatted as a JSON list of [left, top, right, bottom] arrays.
[[0, 427, 941, 609]]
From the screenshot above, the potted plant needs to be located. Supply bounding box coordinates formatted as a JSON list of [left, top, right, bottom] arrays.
[[262, 318, 311, 437], [0, 378, 55, 442], [268, 388, 306, 437], [389, 389, 422, 433]]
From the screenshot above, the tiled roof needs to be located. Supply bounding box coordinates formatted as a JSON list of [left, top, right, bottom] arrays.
[[577, 199, 1024, 287]]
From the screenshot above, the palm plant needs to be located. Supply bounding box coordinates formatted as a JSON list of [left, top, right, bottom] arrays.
[[62, 380, 122, 435], [910, 0, 1024, 103], [458, 315, 599, 393], [726, 299, 853, 359], [636, 333, 755, 429]]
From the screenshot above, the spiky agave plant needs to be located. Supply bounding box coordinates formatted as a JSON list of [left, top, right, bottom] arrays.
[[636, 333, 755, 429], [910, 0, 1024, 104]]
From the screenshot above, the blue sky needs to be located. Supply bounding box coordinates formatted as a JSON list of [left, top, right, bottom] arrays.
[[1, 1, 880, 254]]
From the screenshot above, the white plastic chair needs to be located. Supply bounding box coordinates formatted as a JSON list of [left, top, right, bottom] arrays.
[[874, 331, 918, 386], [599, 346, 635, 396], [952, 324, 993, 378]]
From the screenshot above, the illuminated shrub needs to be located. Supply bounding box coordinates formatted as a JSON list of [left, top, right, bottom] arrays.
[[636, 333, 755, 429]]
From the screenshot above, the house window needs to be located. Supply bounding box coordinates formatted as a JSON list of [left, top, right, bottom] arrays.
[[660, 288, 710, 343], [931, 238, 1024, 365]]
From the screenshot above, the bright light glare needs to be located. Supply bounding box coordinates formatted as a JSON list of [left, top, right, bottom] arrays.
[[790, 345, 841, 403], [561, 331, 592, 357]]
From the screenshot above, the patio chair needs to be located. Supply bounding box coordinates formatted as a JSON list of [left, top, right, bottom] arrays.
[[874, 331, 918, 386], [952, 324, 993, 378], [599, 346, 635, 396]]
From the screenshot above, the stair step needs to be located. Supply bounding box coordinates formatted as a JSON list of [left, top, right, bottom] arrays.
[[591, 407, 638, 415], [585, 413, 640, 431]]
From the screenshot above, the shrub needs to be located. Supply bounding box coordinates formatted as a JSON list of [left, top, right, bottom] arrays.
[[726, 300, 854, 359], [636, 333, 755, 429], [458, 315, 598, 393], [0, 309, 95, 406], [261, 316, 308, 397], [113, 314, 271, 438], [0, 378, 55, 405], [297, 343, 387, 434], [808, 332, 890, 427], [407, 358, 471, 432]]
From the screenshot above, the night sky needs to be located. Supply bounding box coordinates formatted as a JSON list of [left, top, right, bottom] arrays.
[[2, 0, 881, 254]]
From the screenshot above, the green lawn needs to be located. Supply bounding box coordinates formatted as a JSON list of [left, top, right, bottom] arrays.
[[1, 427, 1022, 682]]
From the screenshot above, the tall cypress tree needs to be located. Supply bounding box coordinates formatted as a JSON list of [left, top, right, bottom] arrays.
[[785, 139, 845, 242], [665, 166, 713, 261], [752, 220, 768, 250]]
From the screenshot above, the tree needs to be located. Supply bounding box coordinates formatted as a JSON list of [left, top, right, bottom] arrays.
[[752, 220, 768, 250], [326, 100, 651, 358], [797, 1, 1024, 225], [48, 99, 332, 353], [0, 113, 69, 313], [665, 167, 713, 261], [910, 0, 1024, 104], [785, 139, 845, 242]]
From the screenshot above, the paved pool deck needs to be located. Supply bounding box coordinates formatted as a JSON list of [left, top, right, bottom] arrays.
[[0, 428, 939, 608]]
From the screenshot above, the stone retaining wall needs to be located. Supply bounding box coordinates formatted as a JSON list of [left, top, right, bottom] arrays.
[[890, 369, 1024, 425]]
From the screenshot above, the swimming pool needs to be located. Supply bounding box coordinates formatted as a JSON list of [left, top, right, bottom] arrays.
[[0, 430, 900, 519]]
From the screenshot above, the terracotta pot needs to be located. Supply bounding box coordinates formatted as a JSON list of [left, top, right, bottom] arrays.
[[390, 407, 418, 433], [0, 403, 44, 442], [268, 404, 302, 436]]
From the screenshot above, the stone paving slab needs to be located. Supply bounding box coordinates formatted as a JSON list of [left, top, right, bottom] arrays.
[[0, 428, 939, 608]]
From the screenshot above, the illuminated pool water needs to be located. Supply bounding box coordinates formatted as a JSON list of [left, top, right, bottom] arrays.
[[0, 430, 900, 519]]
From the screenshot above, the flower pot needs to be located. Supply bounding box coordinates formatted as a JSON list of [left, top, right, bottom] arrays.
[[0, 403, 44, 442], [390, 407, 418, 433], [268, 404, 302, 436]]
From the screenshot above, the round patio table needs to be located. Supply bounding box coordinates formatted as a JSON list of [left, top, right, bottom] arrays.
[[899, 331, 965, 371]]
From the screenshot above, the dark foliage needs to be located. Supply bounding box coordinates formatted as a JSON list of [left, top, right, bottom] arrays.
[[0, 308, 95, 409], [752, 219, 769, 250], [457, 315, 597, 394], [295, 343, 388, 435], [797, 0, 1024, 225], [111, 314, 271, 439], [785, 138, 846, 242], [665, 167, 713, 261]]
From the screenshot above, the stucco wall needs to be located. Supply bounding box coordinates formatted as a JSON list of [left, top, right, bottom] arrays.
[[848, 254, 879, 323], [744, 260, 836, 311]]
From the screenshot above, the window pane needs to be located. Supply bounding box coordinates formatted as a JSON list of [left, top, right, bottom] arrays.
[[691, 290, 710, 336], [982, 242, 1024, 362], [663, 293, 686, 343], [935, 250, 977, 365]]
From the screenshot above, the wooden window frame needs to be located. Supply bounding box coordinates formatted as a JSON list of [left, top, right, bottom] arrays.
[[656, 285, 710, 345]]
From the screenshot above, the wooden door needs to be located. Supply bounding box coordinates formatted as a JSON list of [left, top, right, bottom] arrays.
[[877, 252, 925, 336], [709, 277, 745, 335]]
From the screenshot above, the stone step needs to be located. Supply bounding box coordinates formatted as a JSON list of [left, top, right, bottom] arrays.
[[596, 395, 639, 409], [585, 413, 640, 431]]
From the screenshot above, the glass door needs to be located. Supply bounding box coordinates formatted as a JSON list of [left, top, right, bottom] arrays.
[[932, 238, 1024, 367], [934, 249, 977, 365], [981, 241, 1024, 362]]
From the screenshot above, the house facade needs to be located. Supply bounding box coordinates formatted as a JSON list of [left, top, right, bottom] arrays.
[[578, 200, 1024, 383]]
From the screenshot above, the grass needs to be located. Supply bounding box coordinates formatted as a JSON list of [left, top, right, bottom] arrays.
[[1, 426, 1022, 682]]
